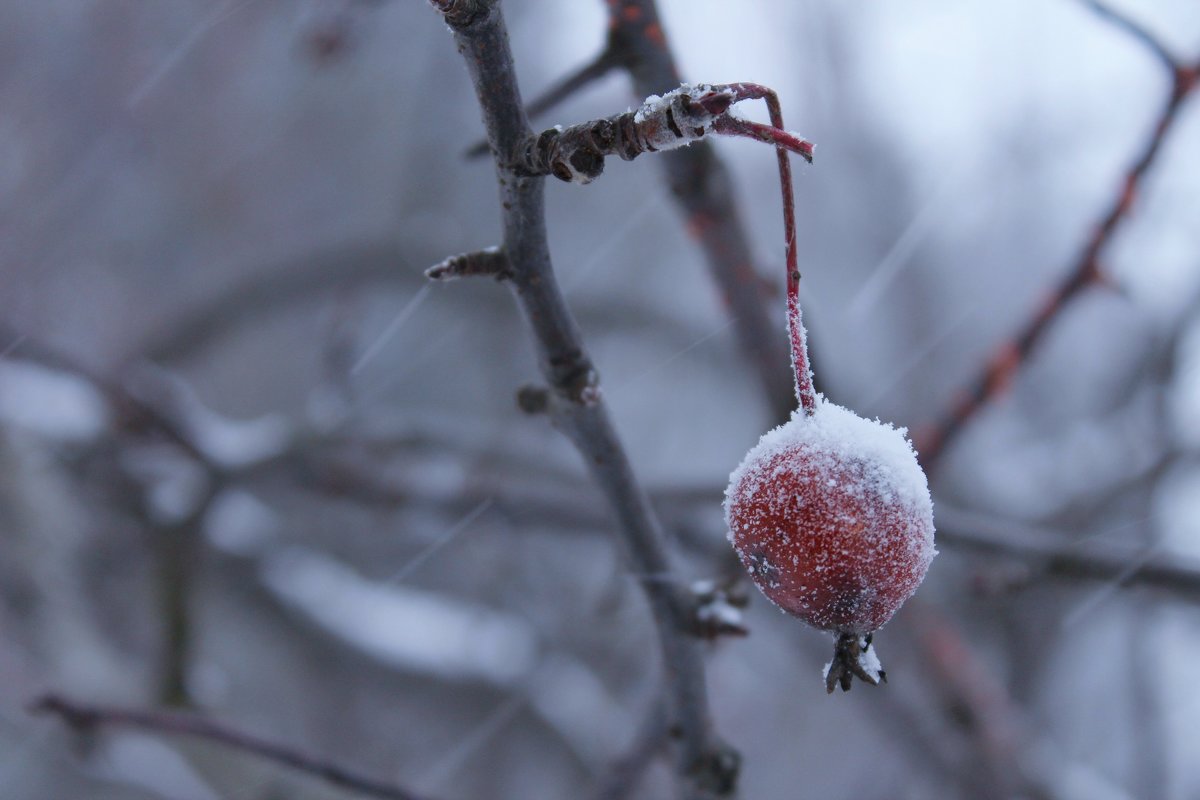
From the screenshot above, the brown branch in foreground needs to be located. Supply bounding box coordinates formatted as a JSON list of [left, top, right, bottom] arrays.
[[919, 13, 1200, 467], [30, 694, 432, 800], [431, 2, 736, 798]]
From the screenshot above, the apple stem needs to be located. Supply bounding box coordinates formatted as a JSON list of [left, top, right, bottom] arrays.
[[708, 84, 817, 415], [759, 90, 817, 416]]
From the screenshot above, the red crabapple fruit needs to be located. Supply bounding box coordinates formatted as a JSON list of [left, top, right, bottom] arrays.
[[724, 401, 936, 691], [719, 86, 936, 691]]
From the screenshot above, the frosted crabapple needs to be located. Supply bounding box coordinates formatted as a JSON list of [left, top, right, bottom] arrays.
[[725, 401, 936, 692], [719, 88, 936, 693]]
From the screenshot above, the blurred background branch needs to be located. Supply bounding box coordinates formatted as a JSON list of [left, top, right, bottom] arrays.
[[2, 1, 1199, 799]]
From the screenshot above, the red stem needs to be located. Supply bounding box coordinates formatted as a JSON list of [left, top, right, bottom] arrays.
[[721, 83, 817, 414]]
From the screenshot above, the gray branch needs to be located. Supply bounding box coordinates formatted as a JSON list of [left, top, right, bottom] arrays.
[[431, 2, 736, 797], [31, 694, 432, 800]]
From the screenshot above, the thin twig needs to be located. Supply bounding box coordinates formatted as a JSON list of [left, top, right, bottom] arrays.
[[430, 2, 736, 797], [0, 322, 209, 464], [935, 505, 1200, 602], [1076, 0, 1179, 71], [907, 605, 1027, 798], [425, 247, 512, 281], [153, 501, 213, 707], [30, 694, 432, 800], [465, 46, 621, 158]]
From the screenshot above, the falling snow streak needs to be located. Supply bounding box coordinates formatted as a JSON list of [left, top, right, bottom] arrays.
[[0, 332, 26, 359], [351, 284, 433, 376], [127, 0, 251, 109], [607, 317, 737, 392], [847, 171, 959, 320], [861, 303, 978, 410], [387, 498, 494, 584], [1060, 541, 1166, 627]]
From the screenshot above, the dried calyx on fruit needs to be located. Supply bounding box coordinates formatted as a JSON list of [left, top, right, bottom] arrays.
[[721, 91, 936, 693]]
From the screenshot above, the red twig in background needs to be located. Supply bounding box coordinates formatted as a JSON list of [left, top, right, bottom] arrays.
[[909, 607, 1025, 795], [30, 694, 432, 800], [919, 5, 1200, 467]]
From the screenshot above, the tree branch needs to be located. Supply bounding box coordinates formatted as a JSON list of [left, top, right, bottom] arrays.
[[272, 442, 1200, 608], [1076, 0, 1179, 71], [30, 694, 432, 800], [430, 2, 736, 797], [512, 83, 811, 185], [935, 505, 1200, 602]]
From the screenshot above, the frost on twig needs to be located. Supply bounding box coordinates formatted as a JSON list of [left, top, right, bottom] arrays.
[[689, 578, 749, 639], [824, 632, 887, 693], [515, 83, 813, 184]]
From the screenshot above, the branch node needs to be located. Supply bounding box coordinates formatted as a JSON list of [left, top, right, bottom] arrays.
[[687, 742, 742, 797], [562, 364, 602, 405], [516, 384, 550, 415], [687, 578, 750, 639], [425, 247, 511, 282], [429, 0, 486, 29]]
